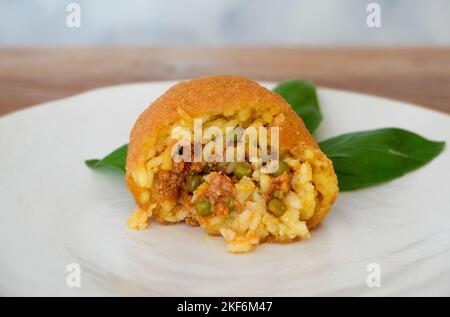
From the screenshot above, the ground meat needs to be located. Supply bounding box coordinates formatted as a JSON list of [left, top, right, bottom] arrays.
[[155, 162, 187, 202], [185, 215, 199, 226], [201, 172, 235, 217], [205, 172, 234, 203], [214, 202, 230, 217], [190, 162, 203, 173], [155, 163, 236, 219], [264, 172, 292, 199]]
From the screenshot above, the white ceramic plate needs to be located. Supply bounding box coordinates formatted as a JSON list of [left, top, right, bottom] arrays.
[[0, 81, 449, 296]]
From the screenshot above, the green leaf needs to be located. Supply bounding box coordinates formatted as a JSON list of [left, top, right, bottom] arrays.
[[273, 79, 323, 133], [319, 128, 445, 191], [85, 144, 128, 172]]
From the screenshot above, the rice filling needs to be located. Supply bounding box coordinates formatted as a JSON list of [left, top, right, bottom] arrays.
[[127, 110, 333, 253]]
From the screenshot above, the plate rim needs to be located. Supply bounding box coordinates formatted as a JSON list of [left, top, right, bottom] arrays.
[[1, 80, 449, 123]]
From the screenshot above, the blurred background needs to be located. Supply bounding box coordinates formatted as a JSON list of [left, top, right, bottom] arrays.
[[0, 0, 449, 46], [0, 0, 449, 116]]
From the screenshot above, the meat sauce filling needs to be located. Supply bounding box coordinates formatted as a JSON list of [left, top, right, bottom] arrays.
[[154, 160, 293, 224]]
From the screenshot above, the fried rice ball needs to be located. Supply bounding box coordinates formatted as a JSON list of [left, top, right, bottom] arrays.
[[126, 75, 338, 253]]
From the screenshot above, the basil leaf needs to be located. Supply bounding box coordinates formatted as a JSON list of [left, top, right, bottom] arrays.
[[273, 79, 323, 133], [85, 144, 128, 172], [319, 128, 445, 191]]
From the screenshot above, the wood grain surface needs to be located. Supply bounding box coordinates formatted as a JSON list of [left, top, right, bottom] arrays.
[[0, 47, 449, 116]]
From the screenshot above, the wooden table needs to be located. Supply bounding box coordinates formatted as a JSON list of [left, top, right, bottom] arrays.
[[1, 47, 449, 116]]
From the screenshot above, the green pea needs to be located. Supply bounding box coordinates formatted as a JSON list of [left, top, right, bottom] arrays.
[[272, 160, 290, 177], [267, 198, 286, 217], [233, 162, 253, 180], [195, 199, 211, 216], [202, 164, 213, 173], [226, 198, 236, 211], [187, 175, 203, 193], [272, 190, 284, 200]]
